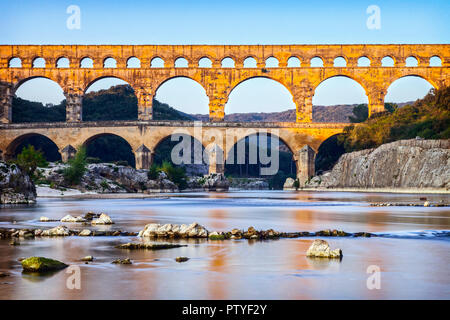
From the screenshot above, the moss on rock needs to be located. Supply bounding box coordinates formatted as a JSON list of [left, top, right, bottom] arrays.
[[21, 257, 68, 272]]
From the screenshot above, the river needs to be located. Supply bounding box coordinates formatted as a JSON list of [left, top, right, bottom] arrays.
[[0, 191, 449, 299]]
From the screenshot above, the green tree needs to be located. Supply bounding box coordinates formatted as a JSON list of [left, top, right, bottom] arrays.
[[15, 145, 48, 179], [160, 161, 188, 190], [349, 104, 368, 123], [63, 146, 87, 185]]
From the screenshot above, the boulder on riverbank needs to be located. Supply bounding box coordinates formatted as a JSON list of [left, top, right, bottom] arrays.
[[0, 161, 36, 204], [116, 242, 187, 250], [201, 173, 230, 191], [21, 257, 68, 272], [138, 222, 209, 238], [304, 139, 450, 190], [306, 239, 342, 259], [37, 162, 178, 194]]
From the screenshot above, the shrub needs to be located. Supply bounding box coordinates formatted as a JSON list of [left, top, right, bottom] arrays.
[[63, 146, 87, 186], [160, 161, 188, 190], [15, 145, 48, 181], [147, 164, 160, 180]]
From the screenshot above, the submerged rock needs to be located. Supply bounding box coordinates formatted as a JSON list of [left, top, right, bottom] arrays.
[[78, 229, 92, 236], [91, 213, 114, 225], [39, 216, 57, 222], [283, 177, 297, 190], [81, 256, 93, 262], [138, 222, 209, 238], [21, 257, 68, 272], [61, 215, 87, 223], [306, 239, 342, 259], [40, 226, 70, 237], [175, 257, 189, 263], [83, 212, 100, 221], [116, 242, 187, 250], [0, 271, 10, 277], [112, 258, 132, 265]]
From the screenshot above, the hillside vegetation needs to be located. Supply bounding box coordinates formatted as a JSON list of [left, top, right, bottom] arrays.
[[338, 87, 450, 152]]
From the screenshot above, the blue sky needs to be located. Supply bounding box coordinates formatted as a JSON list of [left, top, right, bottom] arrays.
[[4, 0, 449, 113]]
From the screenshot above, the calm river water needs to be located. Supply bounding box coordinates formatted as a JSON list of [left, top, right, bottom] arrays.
[[0, 191, 449, 299]]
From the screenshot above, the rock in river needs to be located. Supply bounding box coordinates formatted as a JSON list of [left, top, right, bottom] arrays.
[[21, 257, 68, 272], [91, 213, 114, 225], [78, 229, 92, 236], [175, 257, 189, 263], [306, 239, 342, 259], [40, 226, 70, 237], [112, 258, 132, 265], [61, 215, 87, 223], [138, 222, 208, 238], [116, 242, 187, 250]]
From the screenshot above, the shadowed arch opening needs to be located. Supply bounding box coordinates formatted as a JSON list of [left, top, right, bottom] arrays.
[[84, 133, 135, 167], [198, 57, 212, 68], [32, 57, 45, 68], [153, 76, 209, 120], [243, 57, 257, 68], [127, 57, 140, 68], [9, 57, 22, 68], [13, 77, 66, 123], [103, 57, 117, 68], [151, 57, 164, 68], [80, 57, 93, 68], [312, 76, 368, 122], [384, 76, 434, 105], [315, 134, 345, 174], [287, 57, 300, 67], [7, 133, 61, 162], [225, 132, 296, 189], [225, 77, 296, 121], [83, 77, 138, 121], [153, 134, 207, 176], [56, 57, 70, 68], [221, 57, 235, 68]]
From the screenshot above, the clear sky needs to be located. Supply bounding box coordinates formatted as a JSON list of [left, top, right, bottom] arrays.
[[3, 0, 449, 113]]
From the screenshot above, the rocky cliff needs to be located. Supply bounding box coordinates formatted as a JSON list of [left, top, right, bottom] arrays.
[[306, 139, 450, 190], [0, 161, 36, 204]]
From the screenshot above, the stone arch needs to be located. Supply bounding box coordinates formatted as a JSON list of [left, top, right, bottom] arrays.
[[429, 55, 442, 67], [127, 56, 141, 68], [32, 57, 46, 68], [310, 56, 324, 67], [154, 75, 208, 97], [224, 131, 297, 182], [150, 56, 165, 68], [243, 56, 257, 68], [312, 74, 369, 98], [5, 133, 62, 161], [225, 76, 296, 117], [56, 57, 70, 68], [357, 56, 371, 67], [151, 133, 208, 174], [265, 56, 279, 68], [333, 56, 347, 67], [174, 57, 189, 68], [221, 57, 235, 68], [198, 56, 213, 68], [103, 57, 117, 68], [315, 133, 345, 174], [287, 56, 301, 67], [384, 75, 436, 104], [381, 55, 395, 67], [80, 56, 94, 68], [8, 57, 22, 68], [84, 75, 135, 93], [82, 133, 136, 167], [405, 56, 419, 67]]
